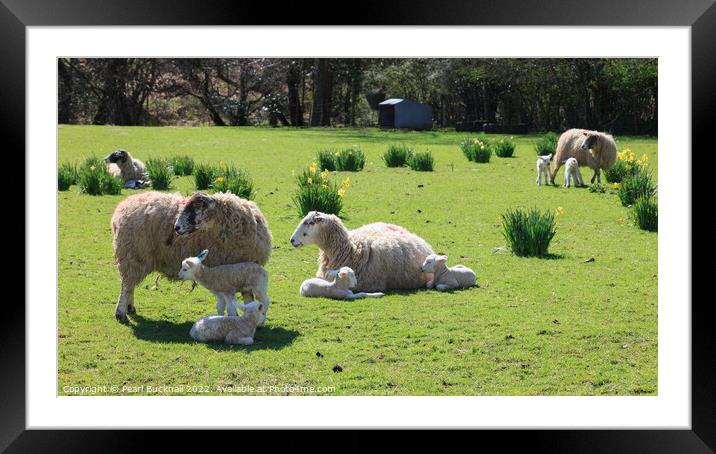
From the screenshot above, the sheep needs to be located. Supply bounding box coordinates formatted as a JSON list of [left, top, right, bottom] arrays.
[[178, 249, 270, 323], [290, 211, 434, 292], [536, 154, 553, 186], [550, 129, 617, 185], [190, 301, 264, 345], [299, 266, 385, 300], [563, 157, 585, 188], [110, 191, 272, 324], [104, 149, 147, 185], [421, 254, 477, 291]]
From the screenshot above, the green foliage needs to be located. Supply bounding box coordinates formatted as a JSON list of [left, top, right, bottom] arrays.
[[617, 170, 656, 207], [211, 165, 255, 200], [407, 151, 434, 171], [335, 147, 365, 171], [58, 162, 78, 191], [78, 157, 122, 195], [632, 195, 658, 232], [194, 163, 218, 190], [316, 149, 337, 171], [588, 183, 606, 193], [382, 144, 414, 167], [534, 132, 559, 156], [170, 155, 195, 176], [460, 137, 492, 163], [501, 207, 557, 257], [295, 166, 322, 188], [494, 137, 516, 158], [146, 158, 174, 190], [604, 159, 640, 183], [292, 165, 346, 216]]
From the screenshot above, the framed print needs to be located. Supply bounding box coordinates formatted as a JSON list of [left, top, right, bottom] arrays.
[[5, 0, 713, 450]]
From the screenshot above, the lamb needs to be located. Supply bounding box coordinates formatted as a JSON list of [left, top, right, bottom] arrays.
[[190, 301, 264, 345], [421, 254, 477, 291], [299, 266, 385, 300], [290, 211, 434, 292], [550, 129, 617, 185], [563, 157, 585, 188], [110, 191, 272, 324], [104, 149, 147, 185], [536, 154, 553, 186], [178, 249, 270, 323]]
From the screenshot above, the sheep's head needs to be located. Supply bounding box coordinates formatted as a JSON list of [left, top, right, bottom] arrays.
[[421, 254, 447, 273], [580, 131, 599, 150], [175, 193, 217, 235], [239, 301, 264, 324], [104, 149, 130, 164], [290, 211, 328, 248], [178, 249, 208, 280], [328, 266, 358, 289], [538, 154, 552, 165]]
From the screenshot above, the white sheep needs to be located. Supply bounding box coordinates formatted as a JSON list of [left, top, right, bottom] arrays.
[[421, 254, 477, 291], [290, 211, 434, 292], [550, 129, 617, 185], [563, 157, 585, 188], [190, 301, 264, 345], [178, 249, 270, 324], [536, 154, 553, 186], [104, 149, 148, 186], [299, 266, 385, 300]]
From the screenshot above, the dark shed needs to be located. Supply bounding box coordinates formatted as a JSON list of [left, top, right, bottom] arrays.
[[378, 98, 433, 130]]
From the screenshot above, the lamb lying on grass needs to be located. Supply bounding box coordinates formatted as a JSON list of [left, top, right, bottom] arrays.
[[190, 301, 263, 345], [563, 157, 585, 188], [104, 149, 148, 187], [536, 154, 553, 186], [421, 254, 477, 291], [299, 266, 385, 300], [178, 249, 270, 325]]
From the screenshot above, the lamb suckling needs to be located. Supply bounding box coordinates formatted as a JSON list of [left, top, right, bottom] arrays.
[[563, 157, 585, 188], [421, 254, 477, 291], [189, 301, 264, 345], [299, 266, 385, 300]]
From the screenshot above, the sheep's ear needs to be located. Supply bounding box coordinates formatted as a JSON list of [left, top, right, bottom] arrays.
[[257, 303, 263, 312], [197, 249, 208, 261], [437, 255, 448, 264], [314, 213, 324, 223], [338, 271, 347, 278]]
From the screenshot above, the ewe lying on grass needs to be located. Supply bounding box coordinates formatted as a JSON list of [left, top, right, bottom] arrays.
[[421, 254, 477, 291], [178, 249, 270, 324], [190, 301, 264, 345], [111, 191, 272, 324], [104, 149, 147, 184], [563, 157, 585, 188], [290, 211, 434, 292], [550, 129, 617, 185], [300, 266, 385, 300], [536, 154, 553, 186]]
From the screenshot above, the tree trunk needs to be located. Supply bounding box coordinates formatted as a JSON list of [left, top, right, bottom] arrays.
[[287, 60, 304, 126], [310, 58, 332, 127], [58, 59, 74, 124]]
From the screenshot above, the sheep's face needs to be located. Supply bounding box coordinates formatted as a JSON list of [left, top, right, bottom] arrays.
[[290, 211, 326, 248], [580, 131, 598, 150], [240, 301, 264, 324], [331, 267, 358, 289], [178, 257, 201, 280], [104, 149, 129, 164], [421, 254, 447, 273], [175, 193, 217, 235], [538, 154, 552, 166]]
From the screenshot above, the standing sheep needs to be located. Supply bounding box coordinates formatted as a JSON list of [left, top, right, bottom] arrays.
[[104, 149, 147, 183], [290, 211, 434, 292], [111, 191, 272, 323], [536, 154, 553, 186], [563, 157, 585, 188], [550, 129, 617, 185]]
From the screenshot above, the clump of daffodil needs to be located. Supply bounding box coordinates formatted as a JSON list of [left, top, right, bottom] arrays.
[[460, 136, 492, 162]]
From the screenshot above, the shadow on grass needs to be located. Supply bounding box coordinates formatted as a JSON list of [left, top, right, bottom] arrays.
[[128, 313, 300, 351]]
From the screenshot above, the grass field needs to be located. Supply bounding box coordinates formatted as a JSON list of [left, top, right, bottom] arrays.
[[58, 126, 658, 396]]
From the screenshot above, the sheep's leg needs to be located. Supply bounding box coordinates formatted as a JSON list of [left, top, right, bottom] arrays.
[[590, 169, 599, 184], [595, 169, 601, 184], [151, 274, 161, 291], [225, 330, 254, 345], [115, 262, 145, 323], [226, 295, 240, 317], [550, 162, 562, 186], [115, 283, 136, 323], [256, 291, 270, 326], [426, 279, 434, 289], [215, 293, 228, 316], [351, 292, 384, 299], [536, 167, 542, 186], [435, 284, 451, 291]]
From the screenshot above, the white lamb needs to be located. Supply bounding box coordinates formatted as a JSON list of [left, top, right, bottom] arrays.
[[421, 254, 477, 291], [563, 157, 585, 188], [536, 154, 553, 186], [190, 301, 263, 345], [178, 249, 270, 324], [299, 266, 385, 300]]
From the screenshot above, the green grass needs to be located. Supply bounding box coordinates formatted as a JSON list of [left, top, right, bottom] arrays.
[[58, 125, 658, 396]]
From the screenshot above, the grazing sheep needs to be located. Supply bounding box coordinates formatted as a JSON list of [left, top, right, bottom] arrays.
[[111, 191, 272, 323], [421, 254, 477, 291], [563, 157, 585, 188], [290, 211, 434, 292], [536, 154, 553, 186], [300, 266, 385, 300], [178, 249, 270, 323], [104, 149, 147, 184], [190, 301, 264, 345], [550, 129, 617, 185]]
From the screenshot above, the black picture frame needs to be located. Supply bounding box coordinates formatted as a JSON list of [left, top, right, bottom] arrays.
[[5, 0, 711, 450]]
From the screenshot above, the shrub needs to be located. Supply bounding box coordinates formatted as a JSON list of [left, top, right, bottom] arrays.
[[632, 195, 658, 232], [494, 137, 516, 158], [58, 162, 77, 191], [588, 183, 606, 193], [170, 155, 195, 176], [146, 158, 174, 190], [460, 137, 492, 163], [617, 169, 656, 207], [316, 149, 337, 171], [78, 157, 122, 196], [382, 144, 414, 167], [604, 148, 648, 183], [335, 147, 365, 171], [211, 165, 255, 200], [407, 151, 434, 171], [194, 163, 217, 190], [534, 132, 559, 156], [501, 207, 557, 257], [292, 165, 350, 216], [296, 162, 323, 188]]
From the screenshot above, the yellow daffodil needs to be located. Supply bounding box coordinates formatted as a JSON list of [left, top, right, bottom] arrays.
[[612, 182, 621, 189], [334, 151, 341, 157], [641, 154, 649, 162], [306, 177, 313, 185], [309, 162, 318, 173], [90, 165, 96, 171], [556, 206, 565, 215], [321, 169, 330, 181], [216, 176, 224, 184], [337, 188, 346, 198], [342, 177, 351, 188], [220, 160, 225, 166]]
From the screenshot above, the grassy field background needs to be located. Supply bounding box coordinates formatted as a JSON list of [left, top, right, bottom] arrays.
[[58, 126, 658, 396]]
